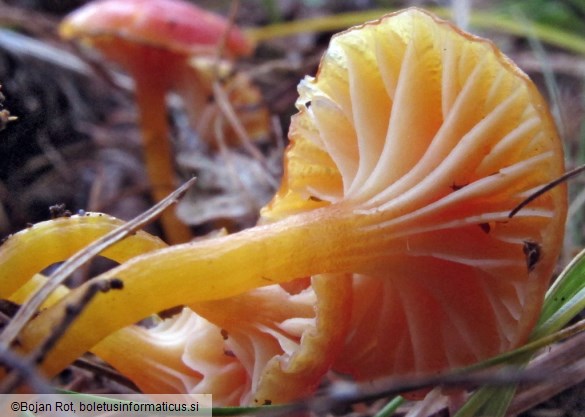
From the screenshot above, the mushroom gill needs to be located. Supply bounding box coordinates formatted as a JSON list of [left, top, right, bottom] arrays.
[[260, 8, 567, 378], [93, 274, 351, 406]]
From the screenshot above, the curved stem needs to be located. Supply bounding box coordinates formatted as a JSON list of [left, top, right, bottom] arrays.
[[134, 78, 192, 244], [19, 208, 358, 377], [0, 213, 166, 299]]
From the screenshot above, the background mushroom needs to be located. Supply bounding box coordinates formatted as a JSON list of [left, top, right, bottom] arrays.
[[5, 7, 567, 405], [59, 0, 266, 243]]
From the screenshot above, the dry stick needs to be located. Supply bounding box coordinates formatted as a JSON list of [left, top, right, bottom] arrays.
[[0, 299, 20, 321], [0, 177, 196, 349], [0, 280, 117, 393], [253, 367, 562, 417], [212, 81, 279, 189], [209, 0, 278, 189], [37, 132, 75, 183], [509, 163, 585, 218], [271, 319, 585, 417], [320, 370, 547, 410], [508, 331, 585, 414], [33, 280, 115, 366], [0, 346, 53, 393], [72, 357, 140, 393], [213, 0, 238, 66], [213, 112, 260, 212], [311, 334, 585, 417], [457, 316, 585, 375], [511, 359, 585, 415]]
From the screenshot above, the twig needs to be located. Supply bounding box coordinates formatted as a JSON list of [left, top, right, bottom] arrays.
[[508, 331, 585, 415], [253, 319, 585, 417], [0, 4, 59, 40], [246, 367, 566, 417], [509, 164, 585, 218], [213, 110, 262, 212], [33, 280, 117, 367], [0, 347, 53, 393], [37, 132, 75, 182], [0, 178, 196, 349], [213, 0, 240, 70], [0, 280, 119, 393], [72, 357, 141, 393], [0, 299, 20, 320], [460, 317, 585, 374], [317, 370, 547, 411], [207, 1, 278, 190], [212, 81, 278, 189]]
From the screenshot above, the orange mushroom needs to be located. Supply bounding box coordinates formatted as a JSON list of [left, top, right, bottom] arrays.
[[59, 0, 256, 243], [263, 8, 568, 380], [7, 8, 566, 404]]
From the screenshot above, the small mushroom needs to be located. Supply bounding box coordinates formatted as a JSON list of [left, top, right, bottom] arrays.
[[10, 8, 567, 403], [59, 0, 255, 243]]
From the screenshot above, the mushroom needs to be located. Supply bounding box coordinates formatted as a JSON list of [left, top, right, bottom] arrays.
[[8, 8, 566, 403], [59, 0, 258, 243]]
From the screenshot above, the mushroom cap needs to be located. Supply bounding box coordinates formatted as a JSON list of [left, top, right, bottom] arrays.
[[261, 8, 567, 378], [60, 0, 253, 58]]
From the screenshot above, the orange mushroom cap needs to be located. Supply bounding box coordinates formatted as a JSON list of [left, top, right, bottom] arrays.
[[97, 275, 351, 405], [262, 8, 567, 379], [60, 0, 253, 59]]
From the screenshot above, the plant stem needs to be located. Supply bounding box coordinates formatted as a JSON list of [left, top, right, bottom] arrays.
[[245, 7, 585, 56]]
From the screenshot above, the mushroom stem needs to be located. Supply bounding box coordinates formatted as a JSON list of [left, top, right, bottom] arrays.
[[19, 207, 359, 377], [133, 76, 192, 244], [0, 213, 166, 300]]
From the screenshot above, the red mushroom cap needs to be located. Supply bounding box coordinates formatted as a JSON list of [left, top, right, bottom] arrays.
[[60, 0, 253, 57]]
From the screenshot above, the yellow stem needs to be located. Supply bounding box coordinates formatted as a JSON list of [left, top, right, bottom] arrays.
[[0, 218, 189, 392], [20, 207, 362, 377], [0, 213, 166, 300]]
